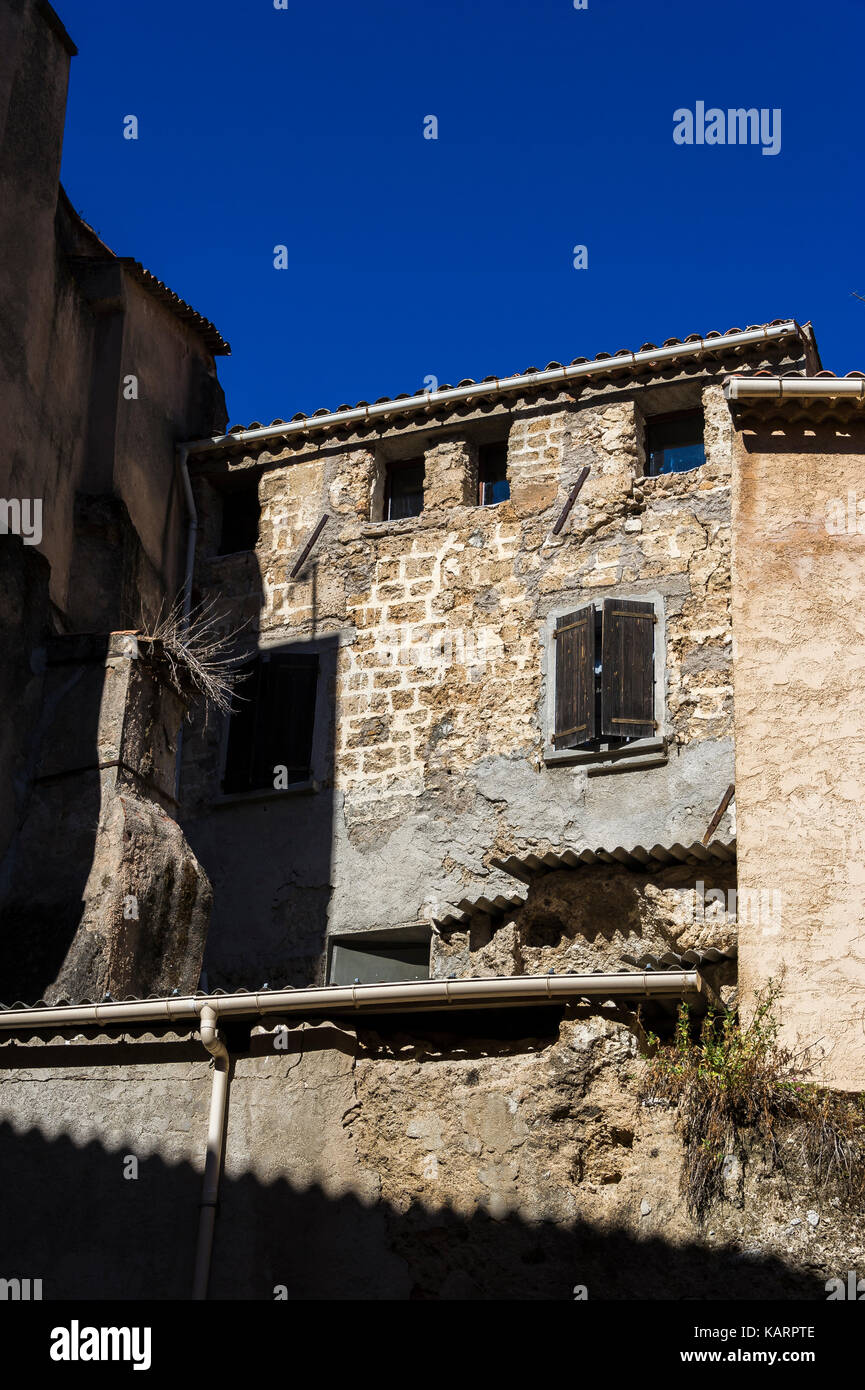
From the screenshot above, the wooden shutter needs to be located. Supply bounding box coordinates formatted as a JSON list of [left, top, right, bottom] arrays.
[[553, 606, 595, 747], [600, 598, 655, 738]]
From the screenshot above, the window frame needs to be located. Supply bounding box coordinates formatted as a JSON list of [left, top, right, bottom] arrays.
[[644, 408, 706, 478], [384, 457, 426, 521], [214, 638, 335, 804], [215, 475, 262, 556], [543, 593, 667, 767], [477, 440, 510, 507], [327, 934, 431, 985]]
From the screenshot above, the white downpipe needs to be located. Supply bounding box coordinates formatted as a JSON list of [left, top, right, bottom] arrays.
[[725, 376, 865, 400], [192, 1005, 229, 1302], [180, 323, 800, 457], [177, 444, 197, 624], [0, 971, 701, 1033]]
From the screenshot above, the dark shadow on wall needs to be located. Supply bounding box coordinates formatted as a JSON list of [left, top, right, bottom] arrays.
[[0, 544, 105, 1003], [181, 522, 338, 990], [0, 1103, 829, 1302], [737, 418, 865, 459]]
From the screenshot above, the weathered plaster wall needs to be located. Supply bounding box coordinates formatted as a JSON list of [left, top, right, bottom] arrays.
[[0, 1015, 858, 1300], [183, 380, 741, 987], [0, 2, 89, 621], [731, 417, 865, 1090]]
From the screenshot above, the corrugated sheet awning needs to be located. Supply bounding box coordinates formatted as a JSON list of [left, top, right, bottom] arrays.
[[491, 839, 736, 885], [433, 892, 527, 932], [620, 947, 736, 970]]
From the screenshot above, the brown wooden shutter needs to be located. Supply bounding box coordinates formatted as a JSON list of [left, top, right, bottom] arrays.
[[553, 606, 595, 747], [600, 598, 655, 738]]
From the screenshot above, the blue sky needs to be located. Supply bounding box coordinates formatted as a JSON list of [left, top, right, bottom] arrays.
[[58, 0, 865, 428]]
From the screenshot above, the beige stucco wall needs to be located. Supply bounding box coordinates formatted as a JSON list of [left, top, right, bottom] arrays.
[[731, 416, 865, 1090]]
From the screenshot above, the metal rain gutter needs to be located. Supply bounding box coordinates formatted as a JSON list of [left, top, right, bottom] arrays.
[[725, 376, 865, 400], [0, 971, 701, 1034], [180, 322, 801, 457]]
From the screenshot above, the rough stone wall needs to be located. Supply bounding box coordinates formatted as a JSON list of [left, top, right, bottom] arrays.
[[0, 1015, 859, 1300], [731, 416, 865, 1090], [183, 379, 740, 987], [0, 633, 211, 1004], [431, 861, 739, 1004]]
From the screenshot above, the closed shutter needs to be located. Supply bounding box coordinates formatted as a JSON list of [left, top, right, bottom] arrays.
[[600, 598, 655, 738], [553, 606, 595, 747]]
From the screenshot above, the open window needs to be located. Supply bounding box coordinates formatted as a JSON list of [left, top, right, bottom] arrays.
[[552, 599, 656, 750], [384, 458, 425, 519], [645, 410, 705, 476], [222, 651, 318, 793], [217, 475, 261, 554], [477, 441, 510, 506]]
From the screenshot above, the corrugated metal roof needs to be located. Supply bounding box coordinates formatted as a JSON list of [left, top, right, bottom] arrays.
[[620, 947, 736, 970], [491, 839, 736, 884], [220, 320, 802, 438], [118, 259, 230, 355], [433, 891, 527, 931]]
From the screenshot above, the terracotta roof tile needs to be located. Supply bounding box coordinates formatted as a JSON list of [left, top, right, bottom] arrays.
[[223, 319, 803, 435], [117, 258, 230, 355]]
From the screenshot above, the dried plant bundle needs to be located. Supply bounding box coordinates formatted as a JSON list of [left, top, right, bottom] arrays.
[[139, 595, 250, 716]]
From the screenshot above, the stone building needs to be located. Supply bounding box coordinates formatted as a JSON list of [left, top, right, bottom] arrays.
[[0, 0, 226, 1003], [1, 0, 864, 1304], [179, 322, 801, 1009]]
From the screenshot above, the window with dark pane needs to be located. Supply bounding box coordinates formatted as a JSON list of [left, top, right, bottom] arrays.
[[218, 477, 261, 554], [329, 939, 430, 986], [385, 459, 425, 519], [645, 411, 705, 476], [478, 441, 510, 506], [222, 652, 318, 793]]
